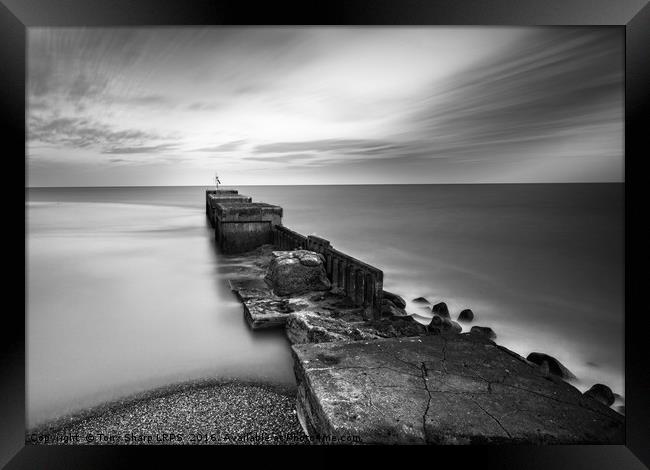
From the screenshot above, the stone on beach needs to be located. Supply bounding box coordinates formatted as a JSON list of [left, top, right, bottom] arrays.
[[265, 250, 331, 296], [584, 384, 615, 407], [457, 309, 474, 323], [470, 326, 497, 341], [431, 302, 450, 318], [382, 290, 407, 309], [526, 352, 576, 380], [412, 297, 430, 304], [380, 299, 409, 318], [442, 318, 463, 334]]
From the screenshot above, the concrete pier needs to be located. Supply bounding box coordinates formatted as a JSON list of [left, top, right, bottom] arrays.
[[205, 190, 253, 227], [214, 202, 283, 254], [292, 335, 624, 444], [207, 187, 623, 445]]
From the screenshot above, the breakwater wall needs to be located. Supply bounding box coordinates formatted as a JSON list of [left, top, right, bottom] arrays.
[[273, 226, 384, 320], [206, 189, 383, 319]]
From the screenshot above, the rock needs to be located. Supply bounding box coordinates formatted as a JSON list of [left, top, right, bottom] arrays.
[[380, 299, 408, 318], [526, 352, 576, 380], [265, 250, 331, 296], [584, 384, 615, 407], [292, 335, 624, 444], [286, 310, 426, 345], [286, 311, 376, 344], [616, 405, 625, 415], [427, 315, 461, 335], [431, 302, 450, 318], [470, 326, 496, 340], [412, 297, 430, 304], [457, 309, 474, 323], [382, 290, 406, 309], [446, 320, 463, 334], [371, 317, 428, 338]]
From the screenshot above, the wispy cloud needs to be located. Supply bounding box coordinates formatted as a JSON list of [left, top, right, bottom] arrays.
[[194, 140, 247, 152], [28, 115, 176, 155], [27, 27, 623, 186], [102, 144, 178, 155], [186, 101, 221, 111]]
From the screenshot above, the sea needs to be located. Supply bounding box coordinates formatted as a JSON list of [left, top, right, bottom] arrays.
[[26, 184, 624, 427]]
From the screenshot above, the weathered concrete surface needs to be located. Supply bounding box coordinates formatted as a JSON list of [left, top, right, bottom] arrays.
[[230, 279, 294, 329], [214, 203, 283, 254], [206, 193, 253, 227], [265, 250, 331, 296], [292, 334, 624, 444], [286, 310, 428, 345]]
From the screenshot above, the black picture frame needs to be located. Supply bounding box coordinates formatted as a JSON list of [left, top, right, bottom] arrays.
[[3, 0, 648, 467]]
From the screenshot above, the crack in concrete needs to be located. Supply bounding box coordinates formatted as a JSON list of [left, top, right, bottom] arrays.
[[469, 397, 513, 439], [420, 362, 433, 442]]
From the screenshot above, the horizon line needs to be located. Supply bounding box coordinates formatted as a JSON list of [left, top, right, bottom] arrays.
[[25, 181, 625, 189]]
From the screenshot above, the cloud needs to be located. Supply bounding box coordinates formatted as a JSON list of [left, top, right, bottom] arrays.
[[254, 139, 414, 155], [399, 28, 623, 163], [186, 101, 220, 111], [194, 140, 247, 152], [114, 94, 173, 106], [102, 144, 178, 155], [26, 27, 623, 185], [28, 115, 172, 153], [245, 153, 316, 164]]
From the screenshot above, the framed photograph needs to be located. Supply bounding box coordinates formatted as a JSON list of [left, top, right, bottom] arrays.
[[3, 0, 648, 467]]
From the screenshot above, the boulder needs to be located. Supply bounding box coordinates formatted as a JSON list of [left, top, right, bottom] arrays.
[[265, 250, 331, 296], [583, 384, 615, 407], [412, 297, 430, 304], [380, 299, 408, 318], [457, 309, 474, 323], [438, 317, 462, 335], [370, 317, 428, 338], [431, 302, 450, 318], [470, 326, 496, 341], [382, 290, 406, 309], [426, 315, 461, 335], [526, 352, 576, 380]]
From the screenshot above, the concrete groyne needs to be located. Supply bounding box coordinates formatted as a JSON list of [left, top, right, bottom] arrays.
[[206, 188, 624, 445], [207, 189, 384, 319]]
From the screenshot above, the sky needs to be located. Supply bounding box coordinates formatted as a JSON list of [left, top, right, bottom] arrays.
[[27, 27, 624, 187]]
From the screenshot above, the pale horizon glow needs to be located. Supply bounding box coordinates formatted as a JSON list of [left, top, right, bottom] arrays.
[[27, 27, 624, 187]]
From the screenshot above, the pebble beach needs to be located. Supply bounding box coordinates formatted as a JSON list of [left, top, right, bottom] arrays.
[[27, 380, 306, 445]]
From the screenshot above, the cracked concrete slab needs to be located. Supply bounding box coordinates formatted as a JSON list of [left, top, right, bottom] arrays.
[[292, 334, 624, 444]]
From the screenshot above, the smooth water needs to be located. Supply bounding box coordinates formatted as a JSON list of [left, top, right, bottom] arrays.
[[26, 184, 624, 426]]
